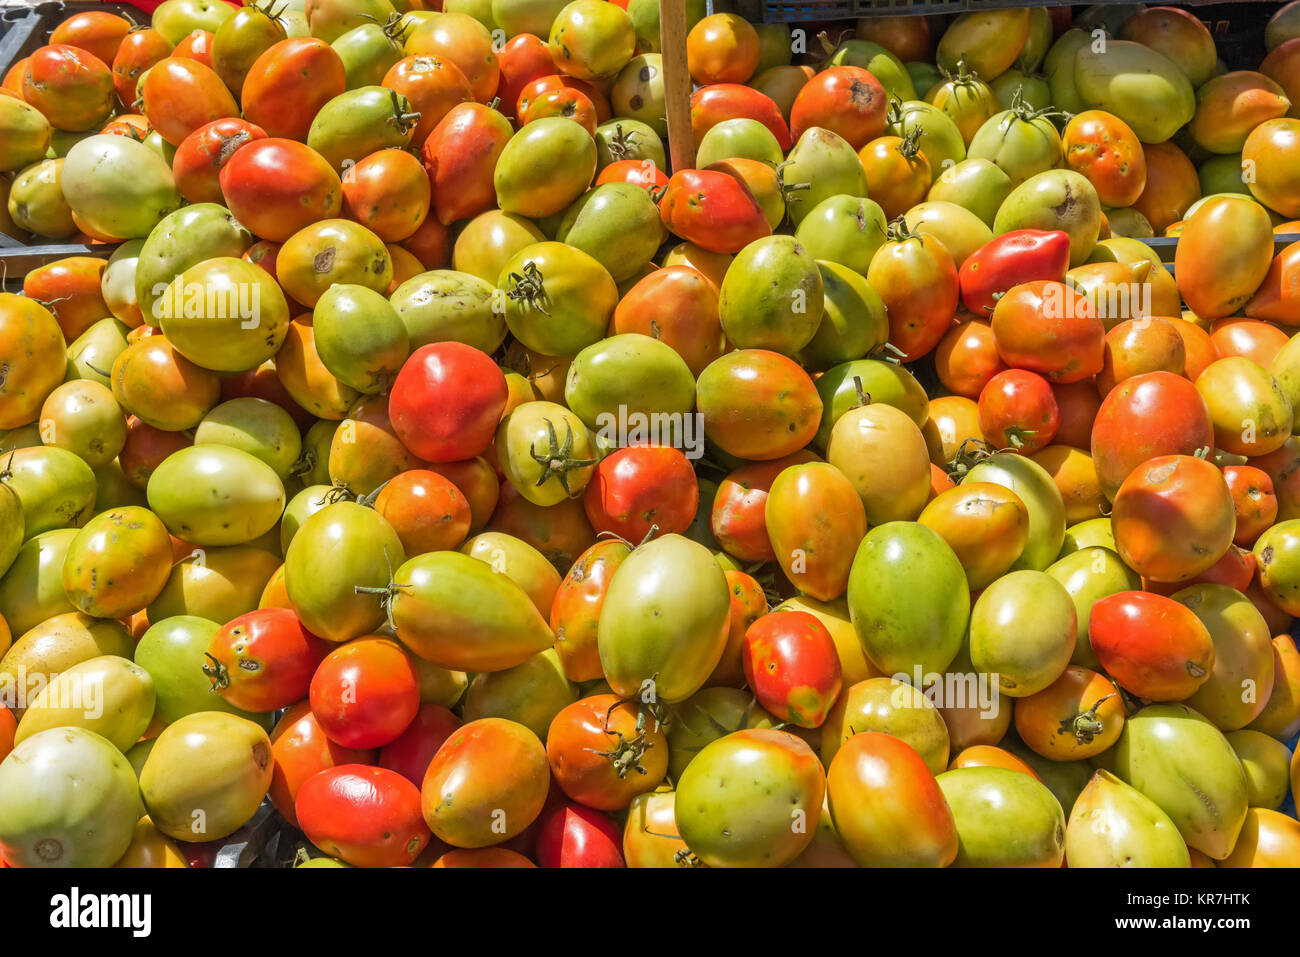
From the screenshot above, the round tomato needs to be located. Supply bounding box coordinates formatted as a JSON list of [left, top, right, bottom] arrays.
[[204, 608, 330, 713], [978, 369, 1059, 453], [296, 764, 429, 868], [546, 694, 669, 811], [583, 445, 698, 542], [309, 638, 420, 749], [388, 342, 507, 463]]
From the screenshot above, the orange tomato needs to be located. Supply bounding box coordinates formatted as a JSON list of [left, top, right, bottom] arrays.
[[1014, 666, 1124, 761], [686, 13, 760, 86]]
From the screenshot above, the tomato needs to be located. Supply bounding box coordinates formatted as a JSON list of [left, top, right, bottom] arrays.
[[404, 11, 498, 103], [1061, 110, 1146, 208], [139, 56, 238, 147], [686, 13, 759, 85], [1091, 372, 1215, 502], [172, 29, 215, 67], [867, 223, 958, 362], [710, 452, 815, 562], [1246, 240, 1300, 324], [1097, 317, 1187, 395], [789, 66, 887, 150], [991, 280, 1104, 385], [547, 694, 667, 811], [536, 803, 624, 868], [218, 139, 341, 243], [24, 44, 115, 133], [310, 638, 420, 749], [203, 608, 329, 714], [269, 701, 375, 827], [610, 266, 723, 377], [548, 540, 629, 682], [496, 34, 554, 120], [296, 765, 429, 868], [1245, 118, 1300, 218], [1196, 356, 1293, 458], [1090, 591, 1215, 701], [857, 131, 930, 221], [373, 470, 472, 556], [697, 350, 821, 461], [675, 728, 824, 867], [421, 718, 550, 847], [378, 703, 461, 788], [829, 402, 932, 526], [1015, 665, 1123, 761], [947, 746, 1040, 778], [58, 506, 169, 620], [170, 118, 267, 207], [658, 168, 770, 255], [690, 83, 791, 151], [0, 708, 12, 764], [978, 369, 1059, 454], [110, 336, 220, 432], [388, 342, 506, 463], [918, 482, 1029, 589], [426, 456, 498, 535], [582, 446, 697, 542], [383, 55, 472, 148], [430, 848, 535, 868], [596, 157, 669, 191], [934, 317, 1006, 398], [499, 242, 617, 356], [1224, 465, 1279, 546], [1176, 196, 1275, 321], [827, 731, 956, 868], [241, 38, 346, 142], [52, 11, 131, 74], [741, 611, 842, 728], [960, 230, 1071, 317]]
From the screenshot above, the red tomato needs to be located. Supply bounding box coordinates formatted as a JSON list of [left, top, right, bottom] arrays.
[[496, 34, 555, 120], [119, 417, 193, 488], [111, 29, 173, 108], [0, 707, 14, 764], [296, 765, 430, 868], [867, 227, 958, 362], [23, 44, 115, 132], [172, 118, 267, 206], [310, 638, 420, 749], [535, 803, 625, 868], [978, 369, 1060, 454], [935, 316, 1007, 398], [204, 608, 331, 713], [789, 66, 887, 149], [1089, 591, 1216, 701], [373, 469, 473, 555], [383, 55, 473, 149], [690, 83, 791, 151], [268, 701, 376, 827], [421, 102, 515, 226], [583, 445, 699, 542], [140, 56, 239, 146], [218, 138, 342, 242], [401, 216, 454, 270], [990, 279, 1104, 384], [595, 158, 669, 191], [712, 451, 819, 562], [1224, 465, 1279, 547], [388, 342, 507, 463], [546, 695, 669, 811], [241, 37, 345, 141], [1142, 544, 1257, 598], [51, 11, 132, 72], [960, 230, 1072, 316], [340, 148, 431, 244], [659, 168, 770, 255], [742, 610, 843, 728], [1051, 380, 1103, 450], [378, 703, 462, 788]]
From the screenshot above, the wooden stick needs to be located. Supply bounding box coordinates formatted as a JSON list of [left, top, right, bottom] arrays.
[[659, 0, 695, 172]]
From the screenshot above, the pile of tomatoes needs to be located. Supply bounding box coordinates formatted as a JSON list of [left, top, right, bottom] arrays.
[[6, 0, 1300, 869]]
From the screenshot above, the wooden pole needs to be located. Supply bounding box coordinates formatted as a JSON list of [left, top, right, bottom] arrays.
[[659, 0, 695, 172]]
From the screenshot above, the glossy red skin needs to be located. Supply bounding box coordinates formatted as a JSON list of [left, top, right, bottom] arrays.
[[961, 230, 1072, 316], [690, 83, 792, 149], [388, 342, 507, 463], [374, 470, 473, 555], [515, 75, 611, 125], [111, 28, 173, 107], [521, 87, 598, 135], [173, 30, 214, 67], [1142, 545, 1256, 597], [268, 701, 376, 826], [141, 56, 239, 146], [871, 233, 959, 362], [978, 369, 1060, 454], [497, 34, 555, 120], [1089, 591, 1216, 701], [207, 608, 331, 713], [742, 611, 843, 728], [23, 44, 115, 132], [421, 102, 515, 227], [172, 118, 268, 205], [427, 456, 500, 533], [379, 703, 462, 788], [0, 707, 14, 764], [240, 37, 345, 141], [1224, 465, 1279, 547], [1091, 371, 1215, 501], [535, 803, 625, 868], [990, 279, 1104, 384], [119, 417, 193, 489], [550, 540, 631, 683], [659, 168, 771, 255], [789, 66, 887, 149], [296, 765, 431, 868], [310, 639, 421, 750], [596, 159, 669, 190], [51, 11, 131, 72], [1208, 318, 1289, 368], [582, 445, 699, 542], [712, 451, 819, 562], [218, 138, 342, 242]]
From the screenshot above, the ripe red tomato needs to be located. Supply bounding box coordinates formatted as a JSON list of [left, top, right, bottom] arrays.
[[295, 765, 430, 868], [659, 168, 771, 255], [379, 703, 462, 788], [583, 445, 699, 542], [789, 66, 887, 149], [596, 159, 670, 191], [496, 34, 555, 120], [1224, 465, 1279, 547], [535, 803, 625, 868], [990, 279, 1104, 384], [546, 695, 669, 811], [388, 342, 508, 463], [204, 608, 331, 713], [240, 37, 345, 141], [268, 701, 376, 827], [1089, 591, 1215, 701], [172, 117, 267, 206], [310, 638, 421, 749], [218, 138, 342, 242], [978, 369, 1060, 454], [742, 611, 843, 727], [712, 451, 819, 562], [373, 469, 473, 555], [140, 56, 239, 146]]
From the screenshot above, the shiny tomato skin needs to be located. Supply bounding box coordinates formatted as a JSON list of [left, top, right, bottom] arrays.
[[172, 118, 268, 206], [742, 610, 843, 728], [712, 451, 820, 562], [1089, 591, 1215, 701], [241, 37, 345, 142], [218, 138, 342, 242], [378, 703, 462, 788], [990, 279, 1104, 384], [141, 56, 239, 146], [310, 638, 421, 749], [583, 445, 699, 542], [546, 694, 669, 811], [978, 368, 1059, 454], [388, 343, 507, 463], [659, 168, 770, 255], [268, 701, 376, 827], [205, 608, 331, 713], [1224, 465, 1279, 547], [496, 34, 555, 120], [535, 803, 625, 868], [295, 764, 430, 868], [960, 230, 1071, 316]]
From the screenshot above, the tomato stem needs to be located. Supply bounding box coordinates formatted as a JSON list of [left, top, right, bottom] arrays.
[[528, 417, 597, 497], [201, 652, 230, 692]]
